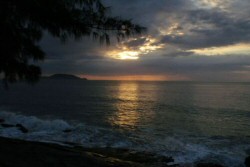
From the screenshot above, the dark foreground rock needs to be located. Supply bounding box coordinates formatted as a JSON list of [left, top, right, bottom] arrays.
[[63, 129, 73, 133], [1, 123, 29, 133], [245, 156, 250, 167], [0, 137, 176, 167], [78, 147, 178, 166], [1, 123, 15, 128], [15, 124, 29, 133], [0, 118, 4, 123], [196, 163, 224, 167]]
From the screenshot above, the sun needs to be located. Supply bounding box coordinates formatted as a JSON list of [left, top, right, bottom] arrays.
[[106, 50, 139, 60], [106, 36, 164, 60], [117, 51, 139, 60]]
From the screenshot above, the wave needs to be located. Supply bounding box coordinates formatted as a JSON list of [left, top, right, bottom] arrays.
[[0, 111, 133, 148], [0, 111, 248, 167]]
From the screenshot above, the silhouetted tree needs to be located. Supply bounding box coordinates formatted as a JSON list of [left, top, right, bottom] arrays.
[[0, 0, 146, 87]]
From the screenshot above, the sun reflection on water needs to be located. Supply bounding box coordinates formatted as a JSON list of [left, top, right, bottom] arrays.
[[109, 82, 141, 130]]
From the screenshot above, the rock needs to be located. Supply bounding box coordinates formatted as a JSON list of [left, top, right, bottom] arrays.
[[1, 123, 15, 128], [1, 123, 28, 133], [85, 148, 175, 166], [63, 129, 72, 133], [0, 119, 5, 123], [16, 124, 28, 133], [245, 156, 250, 167], [196, 163, 224, 167]]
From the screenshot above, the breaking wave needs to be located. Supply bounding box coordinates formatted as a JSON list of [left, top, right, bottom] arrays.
[[0, 111, 249, 167]]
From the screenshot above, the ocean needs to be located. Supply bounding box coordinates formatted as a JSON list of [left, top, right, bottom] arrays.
[[0, 80, 250, 166]]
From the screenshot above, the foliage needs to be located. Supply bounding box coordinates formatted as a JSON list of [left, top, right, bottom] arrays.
[[0, 0, 146, 86]]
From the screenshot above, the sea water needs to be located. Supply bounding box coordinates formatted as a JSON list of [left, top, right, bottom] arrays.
[[0, 80, 250, 166]]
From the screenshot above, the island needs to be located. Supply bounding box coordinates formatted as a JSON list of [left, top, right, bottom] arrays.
[[44, 74, 87, 80]]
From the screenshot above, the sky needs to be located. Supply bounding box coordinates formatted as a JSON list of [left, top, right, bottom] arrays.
[[39, 0, 250, 81]]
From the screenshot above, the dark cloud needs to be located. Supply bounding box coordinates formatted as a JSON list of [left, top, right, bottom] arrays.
[[123, 38, 148, 49], [160, 9, 250, 49]]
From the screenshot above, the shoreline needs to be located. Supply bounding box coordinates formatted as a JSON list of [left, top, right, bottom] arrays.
[[0, 136, 236, 167], [0, 112, 247, 167], [0, 136, 177, 167]]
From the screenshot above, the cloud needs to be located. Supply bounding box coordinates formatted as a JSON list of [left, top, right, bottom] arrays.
[[38, 0, 250, 81], [188, 43, 250, 56], [123, 38, 148, 49], [159, 9, 250, 49]]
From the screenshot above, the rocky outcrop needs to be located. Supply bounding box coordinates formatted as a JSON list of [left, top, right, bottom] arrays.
[[15, 124, 28, 133], [245, 156, 250, 167], [84, 148, 176, 165], [1, 123, 15, 128], [0, 119, 5, 123], [63, 129, 72, 133], [0, 137, 177, 167], [196, 163, 224, 167], [1, 123, 28, 133]]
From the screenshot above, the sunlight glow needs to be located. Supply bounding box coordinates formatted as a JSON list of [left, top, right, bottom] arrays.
[[189, 43, 250, 56], [108, 82, 155, 130], [106, 37, 164, 60], [109, 51, 139, 60], [109, 82, 140, 129], [81, 74, 189, 81], [159, 23, 185, 37], [193, 0, 227, 9]]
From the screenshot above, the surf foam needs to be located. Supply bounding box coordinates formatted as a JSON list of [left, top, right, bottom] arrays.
[[0, 111, 248, 167]]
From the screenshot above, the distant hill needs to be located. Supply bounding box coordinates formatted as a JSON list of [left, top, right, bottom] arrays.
[[45, 74, 87, 80]]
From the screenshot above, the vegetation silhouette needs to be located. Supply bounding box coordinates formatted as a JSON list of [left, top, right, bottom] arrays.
[[0, 0, 146, 88]]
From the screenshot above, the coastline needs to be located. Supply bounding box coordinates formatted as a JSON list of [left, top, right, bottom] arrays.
[[2, 80, 250, 167], [0, 136, 176, 167], [0, 111, 248, 167]]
